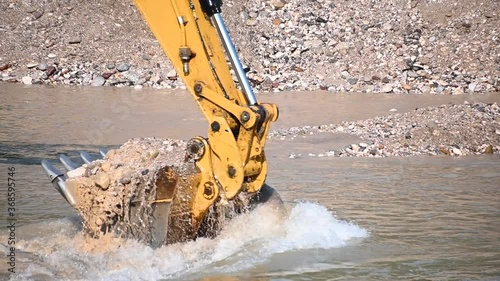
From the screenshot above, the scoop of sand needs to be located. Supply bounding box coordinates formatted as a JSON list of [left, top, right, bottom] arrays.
[[65, 137, 270, 247]]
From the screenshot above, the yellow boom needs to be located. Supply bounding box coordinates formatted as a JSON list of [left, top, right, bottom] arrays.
[[133, 0, 279, 237]]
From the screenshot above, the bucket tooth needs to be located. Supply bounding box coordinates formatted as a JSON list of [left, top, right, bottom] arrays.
[[59, 154, 79, 171], [80, 151, 97, 164], [41, 160, 77, 207], [99, 148, 109, 157]]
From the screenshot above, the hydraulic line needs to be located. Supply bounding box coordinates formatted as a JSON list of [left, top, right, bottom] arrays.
[[211, 13, 257, 105]]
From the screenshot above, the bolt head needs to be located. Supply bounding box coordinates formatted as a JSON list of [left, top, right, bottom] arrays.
[[227, 165, 236, 178], [240, 111, 250, 122], [194, 83, 203, 94], [211, 121, 220, 132]]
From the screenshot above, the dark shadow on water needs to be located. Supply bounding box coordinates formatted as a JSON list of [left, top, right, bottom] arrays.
[[0, 142, 119, 165]]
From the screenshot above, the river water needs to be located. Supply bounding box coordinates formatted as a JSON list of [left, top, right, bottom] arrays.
[[0, 83, 499, 280]]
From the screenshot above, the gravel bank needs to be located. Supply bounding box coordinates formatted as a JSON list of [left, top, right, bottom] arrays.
[[1, 0, 498, 93], [269, 102, 500, 157]]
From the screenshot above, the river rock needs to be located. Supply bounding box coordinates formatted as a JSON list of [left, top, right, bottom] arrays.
[[46, 66, 56, 76], [350, 144, 360, 152], [22, 76, 32, 85], [102, 72, 114, 79], [381, 84, 393, 93], [91, 75, 106, 86], [246, 19, 258, 26], [38, 62, 48, 71], [167, 69, 177, 80], [67, 167, 88, 178], [94, 171, 110, 190], [68, 37, 81, 44], [32, 10, 44, 20], [484, 145, 493, 154], [304, 40, 323, 48], [452, 148, 463, 156], [116, 63, 130, 72]]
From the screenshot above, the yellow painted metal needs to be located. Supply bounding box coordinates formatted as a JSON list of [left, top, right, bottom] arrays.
[[190, 137, 219, 228], [133, 0, 279, 231], [133, 0, 244, 105]]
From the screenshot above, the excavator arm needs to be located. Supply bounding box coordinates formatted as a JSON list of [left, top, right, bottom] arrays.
[[133, 0, 278, 232], [41, 0, 279, 244]]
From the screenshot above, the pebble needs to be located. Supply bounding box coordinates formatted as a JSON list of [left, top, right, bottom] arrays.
[[246, 19, 258, 26], [381, 85, 393, 93], [350, 144, 360, 152], [91, 75, 106, 86], [38, 62, 48, 71], [0, 63, 11, 71], [452, 148, 462, 156], [136, 77, 147, 85], [94, 172, 110, 190], [67, 167, 88, 178], [47, 53, 57, 58], [116, 63, 130, 72], [304, 40, 323, 48], [32, 10, 44, 20], [68, 37, 81, 44], [272, 1, 285, 9], [46, 66, 56, 76], [150, 75, 161, 83], [22, 76, 32, 85], [484, 145, 493, 154], [102, 72, 114, 79], [347, 78, 358, 85], [167, 69, 177, 80], [468, 83, 477, 92], [27, 63, 38, 69], [120, 173, 132, 185]]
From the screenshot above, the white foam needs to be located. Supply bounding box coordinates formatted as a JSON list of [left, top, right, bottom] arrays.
[[5, 202, 367, 280]]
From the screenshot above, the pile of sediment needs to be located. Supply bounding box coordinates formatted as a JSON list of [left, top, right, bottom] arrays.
[[66, 137, 259, 246], [67, 138, 194, 245], [270, 102, 500, 157]]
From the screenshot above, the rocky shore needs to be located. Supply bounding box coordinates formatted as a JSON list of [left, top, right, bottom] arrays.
[[1, 0, 498, 94], [269, 101, 500, 157]]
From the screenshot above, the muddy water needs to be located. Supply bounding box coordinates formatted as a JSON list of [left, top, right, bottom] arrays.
[[0, 83, 499, 280]]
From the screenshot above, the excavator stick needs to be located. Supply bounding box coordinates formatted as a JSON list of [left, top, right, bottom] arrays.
[[41, 0, 281, 246]]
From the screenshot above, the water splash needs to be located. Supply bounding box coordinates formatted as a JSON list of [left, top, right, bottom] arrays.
[[2, 202, 367, 281]]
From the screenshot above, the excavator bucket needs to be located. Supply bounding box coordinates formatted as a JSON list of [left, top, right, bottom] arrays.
[[41, 138, 279, 247], [41, 139, 194, 246]]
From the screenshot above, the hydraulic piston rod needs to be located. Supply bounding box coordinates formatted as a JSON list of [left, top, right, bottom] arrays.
[[200, 0, 257, 105]]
